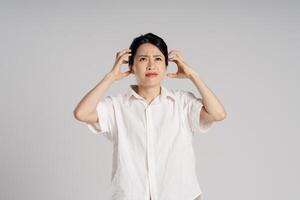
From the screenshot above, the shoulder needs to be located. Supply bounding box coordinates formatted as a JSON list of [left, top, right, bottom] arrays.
[[171, 89, 198, 100], [102, 92, 129, 104]]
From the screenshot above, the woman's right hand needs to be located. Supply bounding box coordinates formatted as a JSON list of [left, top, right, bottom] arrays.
[[109, 49, 132, 81]]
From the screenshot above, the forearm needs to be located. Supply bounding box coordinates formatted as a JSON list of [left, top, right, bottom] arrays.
[[188, 71, 226, 120], [73, 72, 115, 119]]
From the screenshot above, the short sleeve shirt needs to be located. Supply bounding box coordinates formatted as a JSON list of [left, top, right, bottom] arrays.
[[86, 84, 213, 200]]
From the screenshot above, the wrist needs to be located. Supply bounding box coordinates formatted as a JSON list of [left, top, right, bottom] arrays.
[[105, 72, 117, 82], [187, 69, 199, 80]]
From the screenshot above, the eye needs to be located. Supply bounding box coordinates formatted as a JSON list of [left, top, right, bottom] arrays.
[[139, 57, 146, 61], [155, 57, 162, 61]]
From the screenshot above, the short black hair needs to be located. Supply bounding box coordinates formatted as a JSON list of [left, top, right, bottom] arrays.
[[128, 33, 168, 69]]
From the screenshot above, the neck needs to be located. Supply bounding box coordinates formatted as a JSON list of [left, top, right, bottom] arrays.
[[135, 84, 161, 103]]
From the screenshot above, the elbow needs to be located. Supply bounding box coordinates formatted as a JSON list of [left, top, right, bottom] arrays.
[[73, 109, 84, 121], [214, 111, 227, 121], [73, 109, 79, 120]]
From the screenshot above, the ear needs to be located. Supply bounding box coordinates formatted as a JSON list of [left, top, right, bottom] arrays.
[[128, 66, 133, 74], [163, 64, 167, 71], [130, 65, 136, 74]]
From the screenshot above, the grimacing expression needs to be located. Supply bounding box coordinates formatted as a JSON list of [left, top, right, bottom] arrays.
[[130, 43, 167, 87]]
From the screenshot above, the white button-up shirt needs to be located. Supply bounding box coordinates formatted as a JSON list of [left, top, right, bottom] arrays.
[[86, 84, 213, 200]]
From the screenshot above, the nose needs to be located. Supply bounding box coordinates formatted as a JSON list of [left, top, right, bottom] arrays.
[[146, 59, 156, 70]]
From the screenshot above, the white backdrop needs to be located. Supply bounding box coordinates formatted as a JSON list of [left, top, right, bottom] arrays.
[[1, 1, 299, 200]]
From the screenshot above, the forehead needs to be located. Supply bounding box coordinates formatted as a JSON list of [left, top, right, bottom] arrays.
[[135, 43, 163, 55]]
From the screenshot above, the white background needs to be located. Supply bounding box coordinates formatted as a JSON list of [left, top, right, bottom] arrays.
[[1, 0, 299, 199]]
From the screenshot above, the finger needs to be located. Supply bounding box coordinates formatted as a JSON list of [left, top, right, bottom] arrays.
[[168, 50, 180, 55], [168, 54, 177, 59], [176, 53, 184, 60], [169, 52, 180, 59], [168, 58, 176, 63], [121, 70, 131, 77], [168, 51, 174, 58], [168, 56, 184, 64], [116, 50, 131, 59], [119, 53, 132, 62], [169, 50, 182, 57], [120, 48, 132, 54], [116, 49, 132, 58], [168, 57, 179, 62], [115, 53, 132, 66], [166, 73, 177, 78]]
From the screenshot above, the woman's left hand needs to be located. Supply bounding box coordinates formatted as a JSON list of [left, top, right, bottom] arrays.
[[167, 50, 197, 79]]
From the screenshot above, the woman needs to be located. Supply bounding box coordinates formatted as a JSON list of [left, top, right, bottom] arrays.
[[73, 33, 226, 200]]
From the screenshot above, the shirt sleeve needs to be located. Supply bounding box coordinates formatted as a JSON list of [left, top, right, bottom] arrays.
[[180, 90, 213, 134], [85, 96, 117, 142]]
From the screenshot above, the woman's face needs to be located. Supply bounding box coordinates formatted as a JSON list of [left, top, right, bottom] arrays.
[[131, 43, 167, 88]]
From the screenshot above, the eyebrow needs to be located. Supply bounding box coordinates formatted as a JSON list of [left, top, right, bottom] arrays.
[[136, 54, 163, 57]]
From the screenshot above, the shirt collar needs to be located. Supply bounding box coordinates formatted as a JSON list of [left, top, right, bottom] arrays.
[[125, 84, 175, 106]]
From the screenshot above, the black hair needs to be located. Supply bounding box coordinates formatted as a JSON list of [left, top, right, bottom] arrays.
[[128, 33, 168, 70]]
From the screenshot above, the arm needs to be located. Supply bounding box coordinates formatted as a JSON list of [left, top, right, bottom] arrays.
[[188, 72, 227, 122], [73, 72, 115, 123], [167, 49, 226, 124], [73, 48, 132, 123]]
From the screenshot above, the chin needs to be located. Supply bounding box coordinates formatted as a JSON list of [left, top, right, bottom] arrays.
[[139, 81, 160, 88]]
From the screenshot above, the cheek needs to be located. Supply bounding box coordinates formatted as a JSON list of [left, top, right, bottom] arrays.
[[134, 68, 146, 77], [160, 65, 167, 72]]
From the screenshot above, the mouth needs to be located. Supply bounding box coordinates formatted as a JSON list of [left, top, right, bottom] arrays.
[[145, 73, 159, 78]]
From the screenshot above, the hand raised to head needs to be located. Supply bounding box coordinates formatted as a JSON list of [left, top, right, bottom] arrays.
[[167, 50, 196, 79], [110, 49, 132, 81]]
